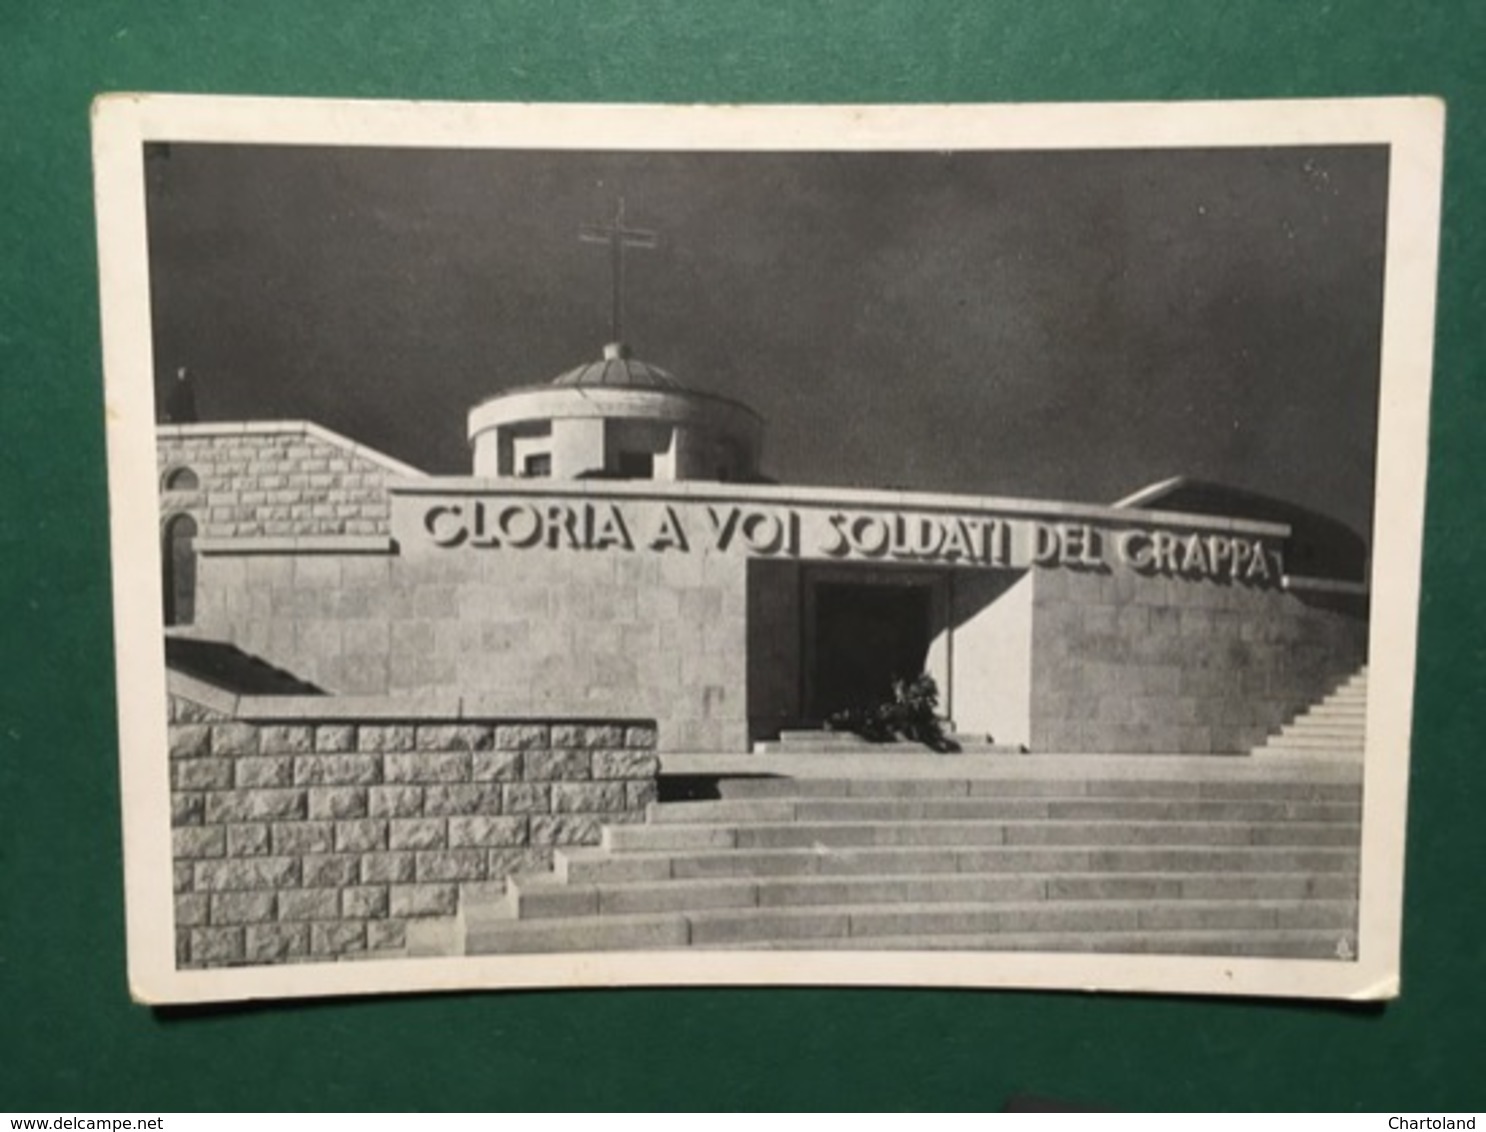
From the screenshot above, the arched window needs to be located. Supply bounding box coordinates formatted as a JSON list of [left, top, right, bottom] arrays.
[[164, 466, 199, 492], [163, 513, 198, 626]]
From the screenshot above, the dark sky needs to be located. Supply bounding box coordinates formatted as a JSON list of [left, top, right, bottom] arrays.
[[145, 141, 1389, 538]]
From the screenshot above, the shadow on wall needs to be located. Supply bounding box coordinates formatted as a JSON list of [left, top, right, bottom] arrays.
[[165, 636, 325, 697]]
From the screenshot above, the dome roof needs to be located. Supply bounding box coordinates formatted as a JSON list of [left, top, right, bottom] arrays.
[[550, 342, 690, 392]]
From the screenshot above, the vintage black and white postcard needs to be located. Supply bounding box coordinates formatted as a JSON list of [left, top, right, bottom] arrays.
[[93, 96, 1443, 1003]]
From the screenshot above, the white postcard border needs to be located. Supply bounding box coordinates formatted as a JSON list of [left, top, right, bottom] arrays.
[[93, 95, 1445, 1004]]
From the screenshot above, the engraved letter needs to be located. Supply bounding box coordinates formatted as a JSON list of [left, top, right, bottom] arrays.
[[821, 512, 851, 557], [1246, 540, 1273, 582], [649, 505, 690, 552], [497, 504, 543, 549], [708, 505, 742, 551], [741, 510, 786, 555], [1032, 522, 1062, 566], [424, 504, 467, 548], [592, 504, 634, 551], [1180, 533, 1209, 574], [1117, 530, 1153, 570]]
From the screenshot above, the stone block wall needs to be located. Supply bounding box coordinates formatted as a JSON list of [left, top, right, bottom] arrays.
[[168, 695, 658, 969], [193, 543, 751, 752], [158, 422, 419, 540], [1030, 568, 1368, 753]]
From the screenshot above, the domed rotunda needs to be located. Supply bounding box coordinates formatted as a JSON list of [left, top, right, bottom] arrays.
[[467, 341, 764, 483]]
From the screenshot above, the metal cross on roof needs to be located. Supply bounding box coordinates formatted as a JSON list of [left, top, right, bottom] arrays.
[[579, 199, 658, 345]]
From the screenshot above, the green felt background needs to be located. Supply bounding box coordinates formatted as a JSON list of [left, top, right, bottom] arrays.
[[2, 1, 1483, 1112]]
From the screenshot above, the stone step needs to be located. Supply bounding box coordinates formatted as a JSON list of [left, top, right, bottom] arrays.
[[764, 734, 906, 751], [1252, 659, 1369, 760], [1285, 719, 1365, 734], [556, 843, 1360, 883], [715, 928, 1354, 959], [755, 734, 1024, 755], [1259, 736, 1366, 751], [715, 776, 1362, 803], [754, 739, 986, 748], [1248, 739, 1361, 757], [1266, 739, 1367, 748], [462, 910, 691, 954], [765, 730, 962, 748], [778, 730, 873, 744], [647, 797, 1361, 825], [602, 818, 1361, 852], [462, 898, 1357, 953], [1297, 718, 1366, 734], [1274, 721, 1366, 735], [1301, 702, 1368, 717], [770, 725, 998, 741], [503, 870, 1359, 919], [1272, 727, 1361, 745], [1274, 714, 1367, 729], [947, 736, 1027, 754], [507, 872, 1046, 918], [701, 898, 1359, 945]]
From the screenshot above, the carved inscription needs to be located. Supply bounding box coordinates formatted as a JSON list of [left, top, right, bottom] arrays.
[[708, 506, 800, 556], [1032, 522, 1278, 581], [414, 498, 1282, 583], [822, 512, 1009, 565], [424, 501, 634, 551], [1115, 528, 1275, 582]]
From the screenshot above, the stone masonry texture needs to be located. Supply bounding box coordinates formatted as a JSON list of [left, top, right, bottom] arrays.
[[1029, 568, 1367, 753], [158, 424, 403, 540], [167, 698, 657, 969], [187, 537, 749, 749]]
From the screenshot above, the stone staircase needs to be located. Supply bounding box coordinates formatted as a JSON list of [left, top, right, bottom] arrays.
[[1252, 666, 1368, 761], [753, 729, 1023, 755], [456, 758, 1362, 960]]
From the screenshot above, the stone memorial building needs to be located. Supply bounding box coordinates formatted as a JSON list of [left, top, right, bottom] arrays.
[[158, 338, 1368, 757]]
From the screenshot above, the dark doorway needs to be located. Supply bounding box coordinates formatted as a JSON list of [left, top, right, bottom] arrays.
[[811, 582, 932, 719], [616, 450, 655, 479]]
